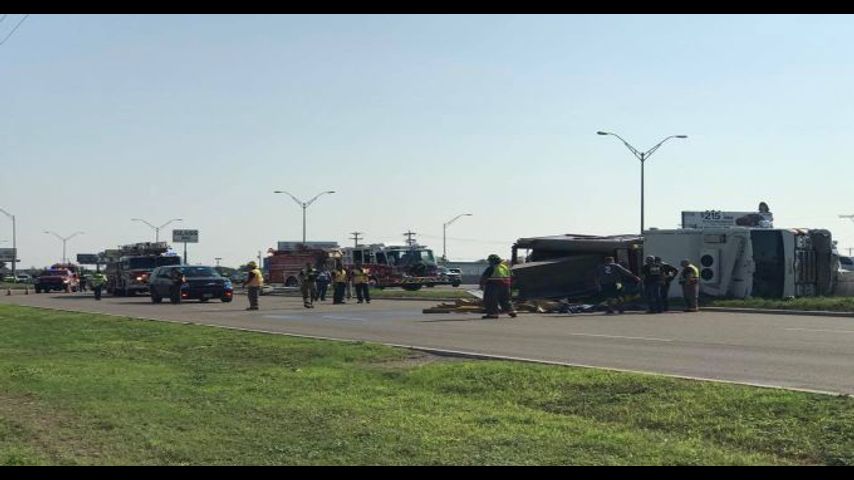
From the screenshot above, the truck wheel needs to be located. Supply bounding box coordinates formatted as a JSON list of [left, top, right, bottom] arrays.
[[151, 292, 163, 304], [401, 284, 422, 292], [221, 297, 232, 303], [451, 281, 461, 288], [285, 277, 298, 287]]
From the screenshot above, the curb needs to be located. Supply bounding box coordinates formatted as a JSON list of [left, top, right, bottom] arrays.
[[704, 307, 854, 318]]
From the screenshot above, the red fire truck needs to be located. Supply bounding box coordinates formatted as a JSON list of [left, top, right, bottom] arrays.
[[102, 242, 182, 296], [265, 242, 342, 286], [341, 243, 447, 291]]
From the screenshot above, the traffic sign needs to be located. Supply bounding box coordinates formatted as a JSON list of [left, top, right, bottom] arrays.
[[173, 229, 199, 243], [0, 248, 16, 262], [76, 254, 100, 264]]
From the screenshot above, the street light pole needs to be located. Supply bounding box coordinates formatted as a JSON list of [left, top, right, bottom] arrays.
[[442, 213, 473, 263], [274, 190, 336, 244], [44, 231, 84, 264], [597, 131, 687, 233], [0, 208, 16, 279], [131, 218, 183, 243]]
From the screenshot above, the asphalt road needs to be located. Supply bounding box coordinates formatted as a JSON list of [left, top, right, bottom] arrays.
[[3, 291, 853, 395]]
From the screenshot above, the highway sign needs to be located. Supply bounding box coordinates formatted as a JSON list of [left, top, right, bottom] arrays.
[[173, 229, 199, 243], [0, 248, 16, 262], [76, 254, 100, 264]]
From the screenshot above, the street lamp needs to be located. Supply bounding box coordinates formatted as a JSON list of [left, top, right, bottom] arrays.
[[273, 190, 336, 244], [597, 131, 687, 233], [0, 208, 16, 279], [44, 231, 84, 264], [442, 213, 473, 263], [131, 218, 183, 243]]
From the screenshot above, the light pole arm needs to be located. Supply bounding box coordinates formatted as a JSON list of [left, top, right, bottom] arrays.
[[643, 135, 683, 159], [158, 218, 183, 230], [45, 231, 64, 242], [274, 190, 305, 208], [131, 218, 157, 231], [305, 190, 335, 207], [600, 131, 643, 160], [67, 231, 85, 241]]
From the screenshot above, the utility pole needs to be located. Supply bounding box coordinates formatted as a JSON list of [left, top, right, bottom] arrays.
[[403, 230, 417, 247], [350, 232, 363, 248], [215, 257, 222, 267]]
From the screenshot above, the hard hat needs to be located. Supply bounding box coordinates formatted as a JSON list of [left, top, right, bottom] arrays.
[[487, 254, 501, 264], [247, 261, 257, 268]]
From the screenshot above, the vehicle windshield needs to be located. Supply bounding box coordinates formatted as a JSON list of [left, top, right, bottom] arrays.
[[180, 267, 221, 278], [42, 269, 68, 276], [128, 258, 156, 269], [387, 249, 436, 265], [156, 256, 182, 267]]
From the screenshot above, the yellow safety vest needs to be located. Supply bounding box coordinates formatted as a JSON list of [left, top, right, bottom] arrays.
[[488, 262, 511, 285], [247, 268, 264, 287], [353, 268, 369, 284], [681, 264, 699, 284], [334, 269, 348, 283]]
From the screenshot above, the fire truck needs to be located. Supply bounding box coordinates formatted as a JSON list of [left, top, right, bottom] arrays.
[[341, 243, 447, 291], [102, 242, 182, 296], [265, 241, 342, 286]]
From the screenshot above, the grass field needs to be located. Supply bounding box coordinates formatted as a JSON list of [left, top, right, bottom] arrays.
[[707, 296, 854, 312], [0, 304, 851, 465]]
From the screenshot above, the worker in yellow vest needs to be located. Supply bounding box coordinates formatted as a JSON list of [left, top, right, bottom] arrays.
[[352, 262, 371, 304], [243, 261, 264, 310], [679, 259, 700, 312], [332, 262, 349, 304], [479, 254, 516, 319]]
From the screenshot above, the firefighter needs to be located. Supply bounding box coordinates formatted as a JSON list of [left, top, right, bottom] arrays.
[[169, 267, 185, 304], [352, 261, 371, 304], [479, 254, 516, 319], [315, 268, 331, 302], [298, 262, 318, 309], [655, 256, 680, 312], [243, 261, 264, 310], [595, 256, 638, 314], [332, 262, 349, 304], [641, 255, 666, 313], [90, 270, 107, 301], [679, 259, 700, 312]]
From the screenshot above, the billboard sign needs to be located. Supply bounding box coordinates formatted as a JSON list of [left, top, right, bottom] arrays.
[[76, 254, 100, 264], [0, 248, 16, 262], [681, 211, 773, 229], [173, 229, 199, 243]]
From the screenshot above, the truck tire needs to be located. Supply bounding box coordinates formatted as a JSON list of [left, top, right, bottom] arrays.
[[285, 276, 298, 287], [401, 284, 422, 292], [451, 281, 461, 288], [151, 292, 163, 304]]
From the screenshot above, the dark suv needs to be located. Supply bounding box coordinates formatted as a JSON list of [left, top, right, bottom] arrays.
[[148, 265, 233, 304]]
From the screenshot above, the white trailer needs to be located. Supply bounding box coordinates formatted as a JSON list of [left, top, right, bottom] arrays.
[[644, 227, 835, 299]]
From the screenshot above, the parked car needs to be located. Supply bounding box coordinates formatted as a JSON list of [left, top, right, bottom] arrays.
[[2, 275, 15, 283], [148, 265, 233, 304], [446, 268, 462, 287], [16, 274, 32, 283], [840, 255, 854, 272]]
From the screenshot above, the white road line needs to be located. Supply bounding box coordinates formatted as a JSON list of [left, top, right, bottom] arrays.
[[563, 332, 673, 342], [785, 328, 854, 334]]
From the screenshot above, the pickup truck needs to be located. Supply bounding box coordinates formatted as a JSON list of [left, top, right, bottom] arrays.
[[34, 268, 79, 293]]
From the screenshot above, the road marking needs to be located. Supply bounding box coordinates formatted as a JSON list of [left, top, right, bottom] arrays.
[[785, 328, 854, 334], [563, 332, 673, 342]]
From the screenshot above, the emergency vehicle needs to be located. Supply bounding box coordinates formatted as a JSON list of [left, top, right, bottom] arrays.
[[341, 243, 447, 291], [265, 242, 342, 286], [102, 242, 182, 296]]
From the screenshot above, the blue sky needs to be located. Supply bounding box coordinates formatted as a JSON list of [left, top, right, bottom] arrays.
[[2, 14, 854, 268]]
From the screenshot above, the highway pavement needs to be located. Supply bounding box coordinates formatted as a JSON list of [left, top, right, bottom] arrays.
[[2, 291, 853, 395]]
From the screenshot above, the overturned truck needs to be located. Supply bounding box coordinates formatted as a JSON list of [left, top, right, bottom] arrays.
[[511, 234, 644, 300]]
